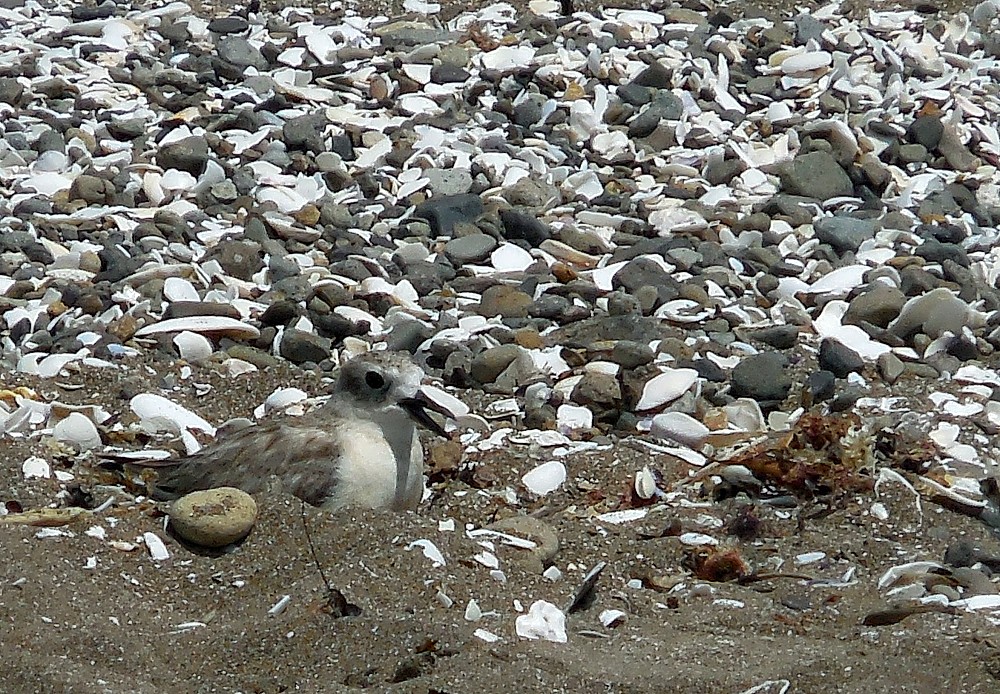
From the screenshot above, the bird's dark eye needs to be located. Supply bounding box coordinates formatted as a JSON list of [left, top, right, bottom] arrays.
[[365, 370, 386, 389]]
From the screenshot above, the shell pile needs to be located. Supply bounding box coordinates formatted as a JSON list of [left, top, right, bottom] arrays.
[[2, 0, 1000, 657]]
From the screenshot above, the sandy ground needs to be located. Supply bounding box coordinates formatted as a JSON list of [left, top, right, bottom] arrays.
[[2, 354, 1000, 694], [2, 1, 1000, 693]]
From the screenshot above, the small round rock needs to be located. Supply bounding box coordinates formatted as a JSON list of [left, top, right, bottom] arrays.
[[169, 487, 258, 548]]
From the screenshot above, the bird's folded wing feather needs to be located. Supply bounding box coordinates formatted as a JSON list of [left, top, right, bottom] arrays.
[[148, 419, 346, 506]]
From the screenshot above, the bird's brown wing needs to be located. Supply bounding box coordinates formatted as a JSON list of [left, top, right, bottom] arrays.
[[144, 418, 345, 506]]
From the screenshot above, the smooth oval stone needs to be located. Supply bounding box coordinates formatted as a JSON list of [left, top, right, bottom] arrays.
[[169, 487, 258, 548]]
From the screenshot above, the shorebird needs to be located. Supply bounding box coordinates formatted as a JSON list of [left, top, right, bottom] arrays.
[[140, 351, 454, 511]]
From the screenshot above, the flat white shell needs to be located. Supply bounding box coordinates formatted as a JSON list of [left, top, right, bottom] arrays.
[[635, 368, 699, 411], [522, 461, 567, 496], [515, 600, 567, 643], [135, 316, 260, 340], [649, 411, 709, 446], [130, 393, 217, 436], [51, 412, 102, 450], [406, 539, 446, 567], [143, 532, 170, 562]]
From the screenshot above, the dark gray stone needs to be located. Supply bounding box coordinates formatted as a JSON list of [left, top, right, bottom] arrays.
[[907, 114, 944, 150], [779, 151, 853, 200], [730, 352, 791, 403], [413, 193, 484, 236], [844, 284, 906, 328], [157, 136, 209, 176], [813, 216, 877, 253], [805, 370, 836, 403], [217, 36, 268, 70], [631, 62, 672, 89], [443, 234, 497, 265], [69, 174, 113, 205], [746, 325, 799, 350], [628, 93, 684, 138], [915, 238, 969, 267], [610, 340, 655, 369], [616, 83, 656, 106], [611, 257, 682, 309], [499, 208, 551, 247], [203, 240, 263, 281], [424, 168, 473, 197], [279, 329, 331, 364], [819, 338, 864, 378], [471, 344, 522, 384], [0, 77, 25, 106], [572, 371, 621, 407], [794, 14, 826, 44], [106, 118, 146, 140], [283, 114, 326, 154], [208, 16, 249, 34], [385, 320, 432, 353], [430, 63, 470, 84]]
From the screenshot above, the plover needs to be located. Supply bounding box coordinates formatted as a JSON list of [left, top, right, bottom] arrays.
[[142, 351, 454, 511]]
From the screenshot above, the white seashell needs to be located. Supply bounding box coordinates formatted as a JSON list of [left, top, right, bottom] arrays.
[[130, 393, 217, 437], [163, 277, 200, 302], [263, 388, 308, 414], [22, 456, 51, 479], [173, 331, 213, 363], [406, 539, 446, 567], [803, 265, 867, 296], [556, 403, 592, 433], [952, 595, 1000, 612], [474, 628, 502, 643], [562, 170, 603, 200], [870, 502, 889, 521], [649, 412, 709, 447], [635, 368, 699, 411], [515, 600, 566, 643], [878, 561, 943, 590], [135, 316, 260, 340], [481, 45, 536, 71], [268, 595, 292, 616], [521, 461, 567, 496], [634, 466, 658, 499], [464, 599, 482, 622], [592, 130, 631, 160], [473, 550, 499, 569], [780, 51, 832, 74], [420, 385, 470, 418], [222, 358, 258, 376], [794, 552, 826, 566], [599, 609, 626, 628], [51, 412, 101, 451], [596, 509, 647, 524], [679, 532, 719, 546], [955, 365, 1000, 387], [143, 532, 170, 562], [491, 243, 534, 272], [648, 207, 708, 235]]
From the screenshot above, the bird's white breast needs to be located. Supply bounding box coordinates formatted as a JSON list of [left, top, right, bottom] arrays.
[[323, 419, 398, 511]]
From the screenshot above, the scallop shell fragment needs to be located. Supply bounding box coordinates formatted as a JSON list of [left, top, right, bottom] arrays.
[[635, 368, 699, 411]]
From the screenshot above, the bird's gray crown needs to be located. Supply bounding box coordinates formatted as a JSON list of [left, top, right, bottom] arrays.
[[332, 351, 423, 407]]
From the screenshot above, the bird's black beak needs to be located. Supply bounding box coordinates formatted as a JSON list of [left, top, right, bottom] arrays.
[[399, 390, 453, 437]]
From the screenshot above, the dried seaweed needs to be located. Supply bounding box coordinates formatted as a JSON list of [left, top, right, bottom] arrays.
[[720, 411, 874, 497]]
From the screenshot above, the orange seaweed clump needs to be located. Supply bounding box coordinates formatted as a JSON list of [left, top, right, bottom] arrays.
[[723, 411, 873, 496], [685, 546, 749, 582]]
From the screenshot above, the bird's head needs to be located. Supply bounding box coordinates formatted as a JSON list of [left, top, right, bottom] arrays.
[[333, 351, 454, 436]]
